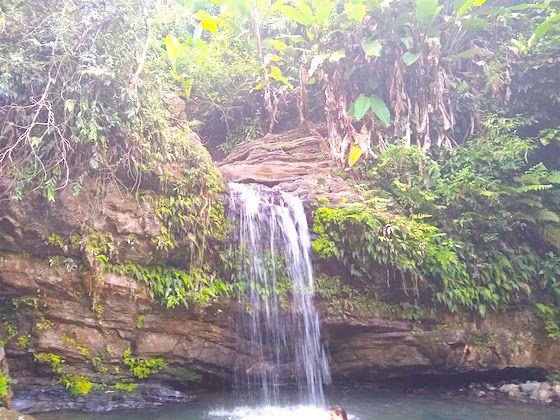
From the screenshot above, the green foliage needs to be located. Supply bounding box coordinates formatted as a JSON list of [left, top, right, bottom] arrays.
[[75, 230, 113, 259], [123, 348, 166, 379], [45, 234, 65, 249], [17, 335, 29, 349], [114, 381, 138, 392], [314, 118, 560, 336], [105, 261, 233, 309], [0, 0, 171, 200], [60, 374, 92, 396], [34, 352, 64, 374], [34, 316, 54, 333], [0, 322, 17, 346], [161, 2, 262, 149], [93, 304, 104, 321], [0, 372, 8, 404], [315, 274, 431, 321]]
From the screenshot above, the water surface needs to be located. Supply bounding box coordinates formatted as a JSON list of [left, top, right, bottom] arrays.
[[35, 388, 560, 420]]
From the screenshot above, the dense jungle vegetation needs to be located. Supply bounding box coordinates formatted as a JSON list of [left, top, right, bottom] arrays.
[[0, 0, 559, 335]]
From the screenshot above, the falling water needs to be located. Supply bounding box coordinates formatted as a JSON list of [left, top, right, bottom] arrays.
[[228, 182, 331, 407]]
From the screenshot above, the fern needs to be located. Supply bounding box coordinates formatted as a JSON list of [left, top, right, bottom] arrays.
[[514, 163, 549, 184], [538, 225, 560, 248], [516, 184, 553, 193], [546, 171, 560, 184], [535, 210, 560, 223], [516, 196, 543, 209]]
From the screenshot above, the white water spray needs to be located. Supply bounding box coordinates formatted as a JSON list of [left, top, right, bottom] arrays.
[[228, 182, 331, 407]]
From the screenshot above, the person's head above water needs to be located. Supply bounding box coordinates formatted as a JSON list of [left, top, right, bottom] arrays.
[[329, 405, 348, 420]]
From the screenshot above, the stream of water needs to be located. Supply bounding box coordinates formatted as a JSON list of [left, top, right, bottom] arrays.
[[228, 182, 330, 406]]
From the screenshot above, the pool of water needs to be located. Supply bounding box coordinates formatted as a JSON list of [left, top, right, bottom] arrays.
[[34, 388, 560, 420]]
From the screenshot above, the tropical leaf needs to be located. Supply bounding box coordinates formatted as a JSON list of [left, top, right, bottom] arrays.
[[547, 172, 560, 184], [362, 39, 382, 57], [270, 39, 289, 51], [163, 34, 182, 68], [269, 66, 292, 87], [539, 225, 560, 248], [457, 0, 486, 18], [194, 10, 218, 33], [416, 0, 443, 25], [294, 1, 314, 19], [349, 94, 371, 121], [277, 5, 313, 26], [369, 94, 391, 127], [517, 184, 553, 193], [313, 0, 335, 25], [348, 144, 364, 167], [530, 13, 560, 46], [402, 51, 421, 66], [329, 49, 346, 62], [508, 3, 548, 12], [345, 2, 367, 22]]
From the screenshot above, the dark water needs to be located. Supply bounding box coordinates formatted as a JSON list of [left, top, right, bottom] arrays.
[[35, 388, 560, 419]]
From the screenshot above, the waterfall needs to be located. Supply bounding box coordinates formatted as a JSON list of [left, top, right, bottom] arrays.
[[228, 182, 331, 407]]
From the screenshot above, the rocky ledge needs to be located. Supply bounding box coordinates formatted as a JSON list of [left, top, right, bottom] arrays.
[[324, 310, 560, 381], [218, 125, 361, 208]]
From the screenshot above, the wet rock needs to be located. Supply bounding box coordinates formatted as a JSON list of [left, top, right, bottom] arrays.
[[530, 388, 552, 404], [473, 390, 486, 398], [11, 383, 192, 414], [540, 382, 552, 391], [520, 381, 539, 394], [0, 407, 36, 420], [499, 383, 519, 394]]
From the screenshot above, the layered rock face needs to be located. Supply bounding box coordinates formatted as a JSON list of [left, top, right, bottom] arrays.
[[325, 311, 560, 380], [218, 125, 361, 208], [1, 127, 559, 412], [0, 253, 238, 412]]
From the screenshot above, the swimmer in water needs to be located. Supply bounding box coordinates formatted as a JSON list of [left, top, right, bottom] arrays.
[[329, 405, 348, 420]]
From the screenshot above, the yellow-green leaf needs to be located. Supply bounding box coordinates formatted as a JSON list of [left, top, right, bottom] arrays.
[[329, 49, 346, 62], [195, 10, 218, 33], [200, 20, 218, 33], [163, 34, 182, 68], [348, 144, 364, 167], [270, 39, 289, 51]]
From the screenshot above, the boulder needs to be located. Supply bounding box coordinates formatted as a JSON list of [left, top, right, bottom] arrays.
[[499, 383, 519, 394], [521, 381, 540, 394]]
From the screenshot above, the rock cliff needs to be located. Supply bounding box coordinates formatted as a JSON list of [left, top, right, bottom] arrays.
[[0, 128, 559, 413]]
